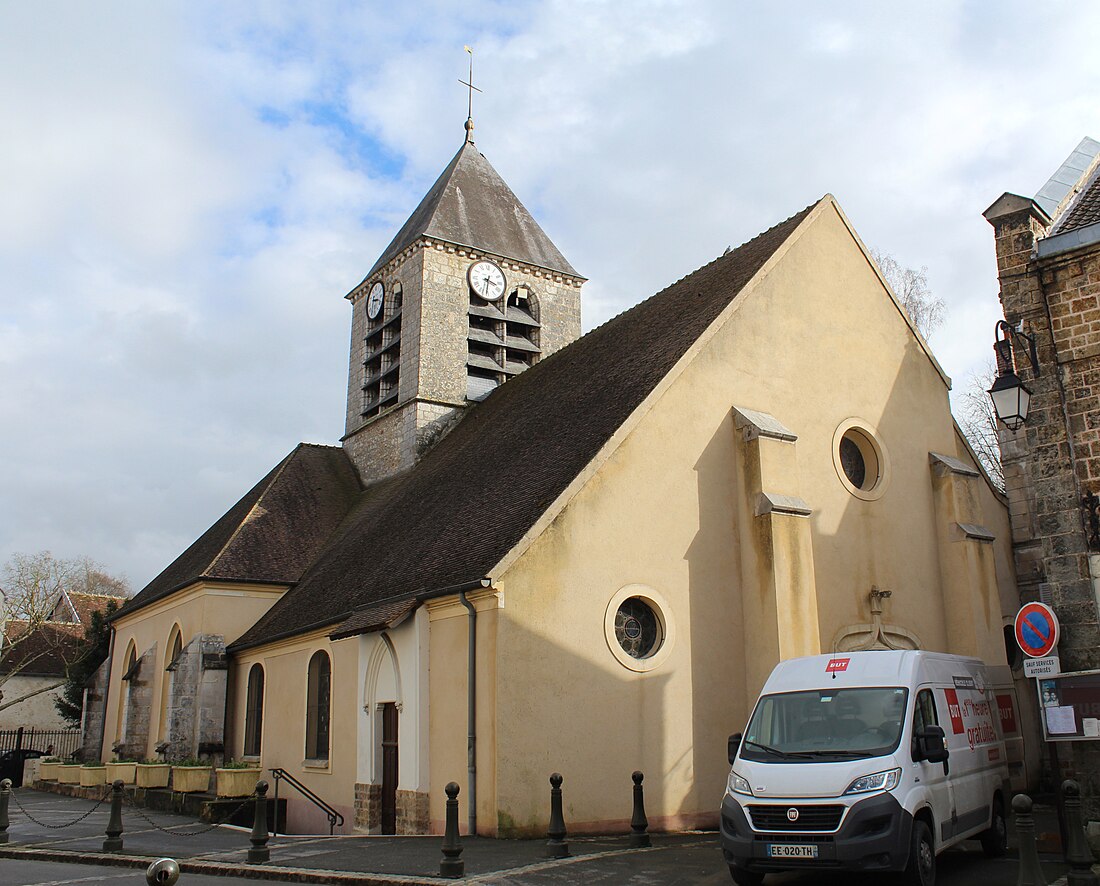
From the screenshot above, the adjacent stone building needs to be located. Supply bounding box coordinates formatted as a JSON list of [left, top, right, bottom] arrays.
[[985, 136, 1100, 815]]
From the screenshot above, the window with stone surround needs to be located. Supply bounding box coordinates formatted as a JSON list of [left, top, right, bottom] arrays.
[[244, 663, 264, 757], [467, 284, 541, 401], [305, 650, 331, 762]]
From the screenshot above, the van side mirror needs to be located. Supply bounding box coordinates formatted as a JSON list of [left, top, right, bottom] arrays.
[[728, 733, 743, 765], [915, 725, 949, 764]]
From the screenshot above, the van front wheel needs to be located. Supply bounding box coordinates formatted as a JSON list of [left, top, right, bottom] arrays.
[[728, 865, 764, 886], [902, 819, 935, 886], [980, 798, 1008, 857]]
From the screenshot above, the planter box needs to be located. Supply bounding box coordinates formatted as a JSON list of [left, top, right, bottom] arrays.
[[171, 766, 212, 793], [38, 761, 60, 781], [135, 763, 170, 788], [215, 767, 261, 798], [106, 762, 137, 784], [79, 766, 107, 787], [57, 764, 82, 784]]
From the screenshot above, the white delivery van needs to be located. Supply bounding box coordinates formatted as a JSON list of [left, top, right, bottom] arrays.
[[720, 651, 1010, 886]]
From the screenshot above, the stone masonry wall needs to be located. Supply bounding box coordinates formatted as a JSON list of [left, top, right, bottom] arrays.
[[989, 201, 1100, 815], [396, 789, 430, 834], [81, 658, 111, 761], [165, 634, 227, 762], [342, 238, 584, 485], [120, 645, 156, 760], [354, 782, 381, 831]]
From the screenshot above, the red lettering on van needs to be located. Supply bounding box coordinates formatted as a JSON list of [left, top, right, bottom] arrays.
[[944, 688, 965, 735], [826, 658, 850, 673], [996, 694, 1018, 735]]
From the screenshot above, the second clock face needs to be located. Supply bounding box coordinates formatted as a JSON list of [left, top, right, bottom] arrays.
[[366, 281, 385, 319], [468, 260, 506, 301]]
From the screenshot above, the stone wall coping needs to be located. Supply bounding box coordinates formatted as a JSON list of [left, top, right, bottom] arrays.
[[732, 406, 797, 442], [755, 492, 813, 518], [929, 451, 980, 477]]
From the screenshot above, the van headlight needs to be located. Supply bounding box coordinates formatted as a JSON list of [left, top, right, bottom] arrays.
[[843, 768, 901, 795], [727, 771, 752, 796]]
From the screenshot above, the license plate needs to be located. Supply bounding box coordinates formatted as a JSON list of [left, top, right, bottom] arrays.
[[767, 844, 818, 858]]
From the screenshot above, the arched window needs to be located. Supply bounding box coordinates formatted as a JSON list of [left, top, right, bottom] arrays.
[[305, 651, 331, 761], [244, 664, 265, 757]]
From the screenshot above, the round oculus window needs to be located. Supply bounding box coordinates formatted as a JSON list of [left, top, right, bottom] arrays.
[[837, 427, 882, 494], [614, 597, 662, 659]]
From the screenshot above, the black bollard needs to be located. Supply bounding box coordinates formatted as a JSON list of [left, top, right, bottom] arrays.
[[0, 778, 11, 845], [103, 779, 125, 852], [248, 780, 271, 864], [629, 771, 650, 848], [1062, 780, 1099, 886], [440, 781, 464, 878], [1014, 793, 1047, 886], [546, 772, 569, 858]]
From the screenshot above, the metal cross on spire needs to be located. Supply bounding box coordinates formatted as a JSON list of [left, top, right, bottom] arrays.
[[459, 45, 482, 142]]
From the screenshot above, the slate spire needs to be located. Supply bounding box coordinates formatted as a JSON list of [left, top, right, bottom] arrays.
[[362, 141, 579, 281]]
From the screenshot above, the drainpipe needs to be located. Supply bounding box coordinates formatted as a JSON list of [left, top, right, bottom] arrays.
[[458, 581, 490, 836]]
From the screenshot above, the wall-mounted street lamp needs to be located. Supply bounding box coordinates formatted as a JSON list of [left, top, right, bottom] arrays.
[[989, 320, 1040, 430]]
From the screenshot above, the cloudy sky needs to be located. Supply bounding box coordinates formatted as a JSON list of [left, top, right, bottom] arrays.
[[2, 1, 1098, 592]]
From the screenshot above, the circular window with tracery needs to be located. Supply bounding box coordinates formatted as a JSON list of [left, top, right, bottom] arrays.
[[832, 420, 889, 501], [604, 587, 673, 672], [614, 598, 662, 659]]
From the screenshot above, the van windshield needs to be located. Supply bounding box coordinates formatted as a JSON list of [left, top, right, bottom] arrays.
[[741, 687, 908, 763]]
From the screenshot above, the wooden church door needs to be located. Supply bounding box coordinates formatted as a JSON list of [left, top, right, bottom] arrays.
[[381, 703, 398, 834]]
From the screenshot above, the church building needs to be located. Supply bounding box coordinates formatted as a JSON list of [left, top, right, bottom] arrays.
[[91, 119, 1026, 835]]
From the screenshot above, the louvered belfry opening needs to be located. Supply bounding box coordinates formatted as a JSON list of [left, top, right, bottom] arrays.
[[362, 282, 402, 418], [467, 284, 540, 401]]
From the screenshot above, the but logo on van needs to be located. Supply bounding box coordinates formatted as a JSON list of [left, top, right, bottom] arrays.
[[825, 658, 850, 673], [943, 688, 965, 735]]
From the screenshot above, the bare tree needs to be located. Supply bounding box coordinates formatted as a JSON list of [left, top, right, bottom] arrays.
[[871, 249, 947, 341], [0, 551, 130, 713], [957, 361, 1004, 491]]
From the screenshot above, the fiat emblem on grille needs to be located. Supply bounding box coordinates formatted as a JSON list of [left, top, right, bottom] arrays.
[[787, 807, 799, 822]]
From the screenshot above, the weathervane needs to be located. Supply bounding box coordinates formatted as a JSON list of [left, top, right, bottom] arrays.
[[459, 45, 482, 142]]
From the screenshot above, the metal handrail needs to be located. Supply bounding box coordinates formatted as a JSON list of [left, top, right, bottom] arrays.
[[268, 768, 344, 836]]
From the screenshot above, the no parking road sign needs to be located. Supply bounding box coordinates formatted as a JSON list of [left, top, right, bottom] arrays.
[[1015, 602, 1060, 659]]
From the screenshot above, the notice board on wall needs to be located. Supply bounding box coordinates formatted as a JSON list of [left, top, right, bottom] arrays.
[[1036, 669, 1100, 742]]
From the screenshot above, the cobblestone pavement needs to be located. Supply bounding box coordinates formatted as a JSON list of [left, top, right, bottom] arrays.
[[0, 788, 1076, 885]]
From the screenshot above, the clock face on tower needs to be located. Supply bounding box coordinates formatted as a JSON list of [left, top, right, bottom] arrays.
[[366, 281, 384, 320], [468, 260, 506, 301]]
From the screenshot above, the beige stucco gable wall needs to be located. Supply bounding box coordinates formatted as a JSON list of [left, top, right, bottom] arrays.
[[483, 200, 1013, 834], [99, 582, 286, 762]]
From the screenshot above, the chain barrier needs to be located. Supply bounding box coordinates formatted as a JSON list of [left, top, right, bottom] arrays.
[[120, 788, 259, 837], [8, 787, 113, 830]]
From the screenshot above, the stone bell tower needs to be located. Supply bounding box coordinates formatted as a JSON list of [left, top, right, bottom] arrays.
[[342, 121, 585, 483]]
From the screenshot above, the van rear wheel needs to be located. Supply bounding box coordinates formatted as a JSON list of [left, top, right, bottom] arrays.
[[980, 798, 1008, 858], [728, 865, 764, 886], [902, 819, 935, 886]]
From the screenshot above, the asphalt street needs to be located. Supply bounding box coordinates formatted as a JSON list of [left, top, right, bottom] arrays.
[[0, 787, 1075, 885]]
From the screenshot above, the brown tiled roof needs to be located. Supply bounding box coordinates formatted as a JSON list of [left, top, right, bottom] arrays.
[[1051, 165, 1100, 236], [0, 622, 83, 677], [330, 598, 420, 640], [66, 592, 126, 627], [362, 140, 581, 281], [114, 443, 361, 620], [230, 199, 818, 652]]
